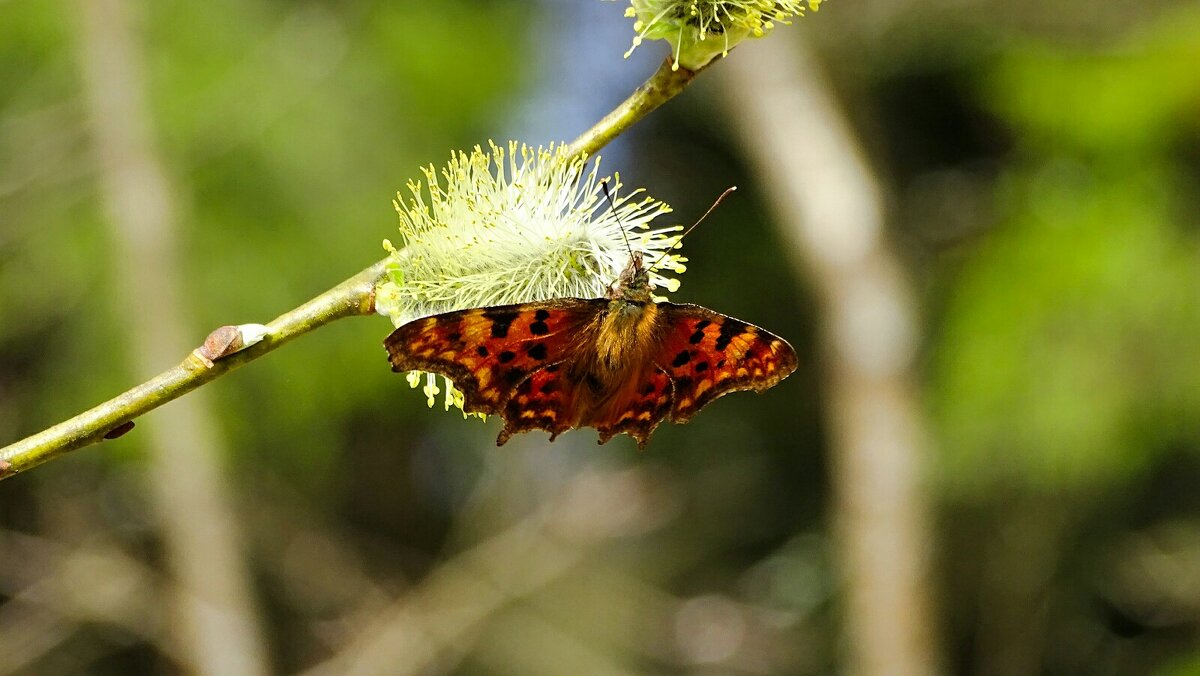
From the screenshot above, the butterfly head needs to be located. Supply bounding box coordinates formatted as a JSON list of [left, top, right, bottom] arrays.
[[610, 252, 654, 303]]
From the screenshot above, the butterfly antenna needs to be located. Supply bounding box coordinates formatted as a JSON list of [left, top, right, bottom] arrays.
[[648, 186, 737, 272], [600, 178, 636, 260]]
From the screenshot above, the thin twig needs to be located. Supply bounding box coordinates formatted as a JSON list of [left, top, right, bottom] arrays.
[[0, 16, 725, 676], [0, 260, 384, 481], [564, 57, 702, 159], [1, 48, 709, 482]]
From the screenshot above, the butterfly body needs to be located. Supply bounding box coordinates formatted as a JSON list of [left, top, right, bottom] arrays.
[[385, 254, 797, 448]]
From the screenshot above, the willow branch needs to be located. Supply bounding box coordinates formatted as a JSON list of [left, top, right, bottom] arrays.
[[0, 261, 385, 481], [565, 57, 702, 158], [1, 50, 707, 482]]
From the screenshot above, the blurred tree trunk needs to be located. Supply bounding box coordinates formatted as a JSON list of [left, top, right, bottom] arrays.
[[721, 33, 940, 676], [74, 0, 269, 673]]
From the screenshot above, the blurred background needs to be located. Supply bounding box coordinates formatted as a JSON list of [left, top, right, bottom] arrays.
[[2, 0, 1200, 674]]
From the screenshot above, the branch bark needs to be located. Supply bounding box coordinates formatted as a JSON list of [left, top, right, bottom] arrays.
[[722, 34, 940, 676], [0, 261, 382, 479], [1, 48, 706, 482], [565, 57, 700, 159], [2, 10, 722, 673]]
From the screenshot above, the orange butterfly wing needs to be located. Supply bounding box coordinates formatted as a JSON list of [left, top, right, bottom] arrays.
[[653, 303, 798, 423], [384, 299, 604, 416], [588, 366, 676, 448], [385, 299, 798, 448], [498, 363, 581, 445], [533, 303, 798, 448]]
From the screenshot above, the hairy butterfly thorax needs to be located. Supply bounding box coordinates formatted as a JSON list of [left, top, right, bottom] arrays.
[[594, 252, 661, 369]]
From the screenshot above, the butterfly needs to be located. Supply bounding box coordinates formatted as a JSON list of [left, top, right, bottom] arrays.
[[383, 251, 798, 448]]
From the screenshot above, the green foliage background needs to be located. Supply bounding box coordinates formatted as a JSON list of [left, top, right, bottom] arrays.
[[1, 1, 1199, 674]]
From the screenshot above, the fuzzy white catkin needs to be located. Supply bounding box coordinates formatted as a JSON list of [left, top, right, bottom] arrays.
[[375, 141, 685, 413], [620, 0, 824, 71]]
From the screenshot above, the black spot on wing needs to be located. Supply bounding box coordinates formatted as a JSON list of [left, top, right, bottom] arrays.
[[527, 343, 547, 360], [476, 346, 489, 357], [534, 309, 550, 321], [484, 309, 519, 338], [498, 350, 516, 364], [714, 320, 747, 352], [671, 350, 691, 367]]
